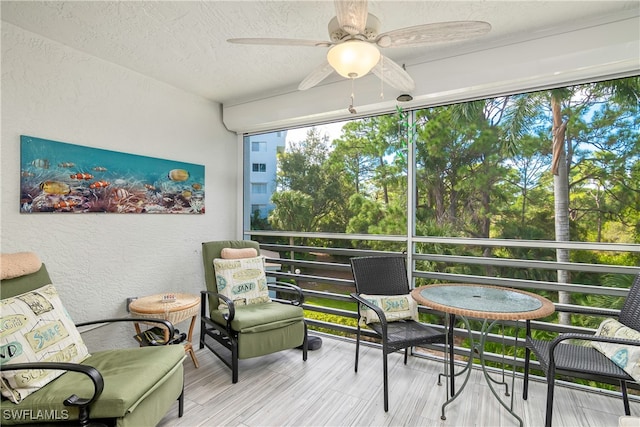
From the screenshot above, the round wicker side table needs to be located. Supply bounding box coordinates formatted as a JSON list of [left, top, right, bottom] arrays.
[[130, 293, 200, 368]]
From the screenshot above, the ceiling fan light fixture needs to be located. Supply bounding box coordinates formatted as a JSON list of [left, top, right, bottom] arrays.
[[326, 40, 380, 79]]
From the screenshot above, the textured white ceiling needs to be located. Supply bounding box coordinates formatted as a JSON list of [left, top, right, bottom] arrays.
[[2, 1, 638, 104]]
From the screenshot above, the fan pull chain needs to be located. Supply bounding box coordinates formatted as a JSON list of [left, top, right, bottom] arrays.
[[348, 77, 357, 114]]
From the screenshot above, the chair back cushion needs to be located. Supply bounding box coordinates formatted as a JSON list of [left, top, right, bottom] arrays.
[[213, 256, 271, 308], [591, 317, 640, 382], [1, 284, 91, 403], [358, 293, 418, 326], [350, 256, 410, 295], [202, 240, 261, 310]]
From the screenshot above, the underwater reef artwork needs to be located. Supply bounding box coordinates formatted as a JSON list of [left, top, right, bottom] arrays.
[[20, 135, 205, 214]]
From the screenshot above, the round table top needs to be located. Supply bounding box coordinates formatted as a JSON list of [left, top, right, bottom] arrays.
[[411, 283, 555, 320], [129, 293, 200, 315]]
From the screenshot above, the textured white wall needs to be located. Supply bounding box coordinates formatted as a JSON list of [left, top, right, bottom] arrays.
[[1, 23, 238, 348]]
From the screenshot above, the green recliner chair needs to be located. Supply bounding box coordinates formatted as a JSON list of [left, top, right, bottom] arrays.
[[200, 240, 307, 383], [0, 253, 185, 426]]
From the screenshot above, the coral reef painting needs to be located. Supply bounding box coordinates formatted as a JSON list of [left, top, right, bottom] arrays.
[[20, 135, 205, 214]]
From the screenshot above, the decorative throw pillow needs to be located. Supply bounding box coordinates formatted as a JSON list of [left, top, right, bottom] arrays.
[[213, 256, 271, 309], [0, 284, 91, 403], [591, 318, 640, 382], [220, 247, 259, 260], [358, 294, 419, 327]]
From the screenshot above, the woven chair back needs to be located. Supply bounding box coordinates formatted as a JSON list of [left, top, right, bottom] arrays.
[[618, 273, 640, 331], [350, 256, 409, 296]]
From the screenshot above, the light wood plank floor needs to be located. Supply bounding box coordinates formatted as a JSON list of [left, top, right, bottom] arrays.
[[158, 335, 638, 427]]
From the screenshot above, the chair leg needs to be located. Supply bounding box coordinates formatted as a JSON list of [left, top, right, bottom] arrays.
[[302, 323, 308, 362], [199, 320, 205, 350], [621, 380, 630, 415], [449, 314, 456, 396], [231, 339, 239, 384], [355, 325, 361, 373], [523, 320, 531, 400], [544, 375, 555, 427], [383, 348, 389, 412], [404, 346, 409, 365], [523, 346, 530, 400], [178, 388, 184, 417]]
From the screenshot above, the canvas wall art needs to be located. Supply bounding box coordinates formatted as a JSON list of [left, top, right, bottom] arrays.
[[20, 135, 205, 214]]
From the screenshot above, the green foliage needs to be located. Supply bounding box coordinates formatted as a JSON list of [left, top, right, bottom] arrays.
[[257, 75, 638, 311], [304, 307, 357, 337]]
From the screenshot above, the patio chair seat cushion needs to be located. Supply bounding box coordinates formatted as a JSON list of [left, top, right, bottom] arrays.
[[0, 345, 185, 423], [210, 302, 304, 333]]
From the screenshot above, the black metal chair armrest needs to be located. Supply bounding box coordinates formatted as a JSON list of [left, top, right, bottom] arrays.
[[1, 362, 104, 423], [76, 318, 175, 345], [200, 290, 235, 323], [269, 281, 305, 305], [350, 292, 389, 332]]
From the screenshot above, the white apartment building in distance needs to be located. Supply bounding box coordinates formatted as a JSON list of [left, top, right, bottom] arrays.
[[244, 131, 286, 229]]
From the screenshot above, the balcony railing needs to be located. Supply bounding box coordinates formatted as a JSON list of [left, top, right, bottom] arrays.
[[248, 230, 640, 394]]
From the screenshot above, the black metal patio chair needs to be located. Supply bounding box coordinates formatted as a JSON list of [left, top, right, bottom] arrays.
[[523, 273, 640, 427], [350, 255, 447, 412]]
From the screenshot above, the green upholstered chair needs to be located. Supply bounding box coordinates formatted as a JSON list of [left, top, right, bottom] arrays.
[[200, 240, 307, 383], [0, 255, 185, 426]]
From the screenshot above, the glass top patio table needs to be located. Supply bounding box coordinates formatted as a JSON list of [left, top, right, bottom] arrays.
[[410, 284, 554, 427], [411, 283, 555, 320]]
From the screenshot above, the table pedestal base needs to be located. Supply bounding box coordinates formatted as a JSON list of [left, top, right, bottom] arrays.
[[440, 316, 523, 427]]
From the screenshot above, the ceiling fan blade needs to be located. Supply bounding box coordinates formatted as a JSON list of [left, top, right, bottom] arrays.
[[228, 38, 331, 47], [298, 61, 335, 91], [376, 21, 491, 48], [371, 56, 415, 92], [334, 0, 368, 35]]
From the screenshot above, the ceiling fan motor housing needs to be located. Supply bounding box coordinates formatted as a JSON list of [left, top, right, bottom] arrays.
[[328, 14, 381, 42]]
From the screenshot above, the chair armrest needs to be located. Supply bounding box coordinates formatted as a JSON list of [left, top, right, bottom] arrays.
[[76, 318, 175, 345], [545, 332, 640, 376], [0, 362, 104, 411], [350, 292, 389, 331], [200, 290, 235, 323], [269, 281, 305, 305], [550, 332, 640, 348]]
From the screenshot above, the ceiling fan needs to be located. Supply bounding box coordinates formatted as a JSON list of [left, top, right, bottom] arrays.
[[228, 0, 491, 92]]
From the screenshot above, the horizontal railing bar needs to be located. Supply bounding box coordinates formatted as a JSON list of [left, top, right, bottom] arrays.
[[413, 236, 640, 252], [413, 271, 630, 297], [301, 289, 353, 302], [270, 271, 353, 287], [262, 244, 402, 258], [249, 231, 640, 252], [414, 253, 640, 275], [250, 231, 406, 242], [265, 257, 354, 271], [303, 304, 355, 318], [554, 303, 620, 317]]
